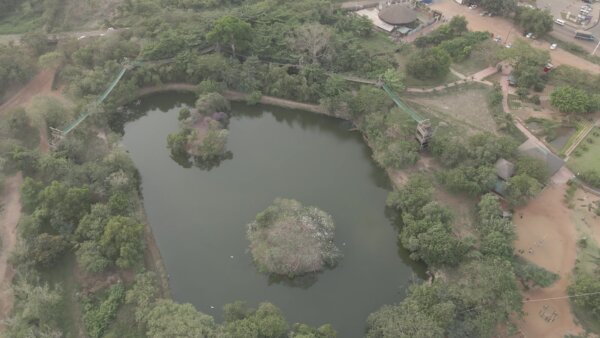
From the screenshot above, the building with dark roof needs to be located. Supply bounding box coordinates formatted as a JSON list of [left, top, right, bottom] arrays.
[[495, 158, 515, 181], [517, 139, 565, 177], [378, 4, 418, 26]]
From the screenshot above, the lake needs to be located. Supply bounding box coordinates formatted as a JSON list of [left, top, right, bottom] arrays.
[[121, 92, 423, 337]]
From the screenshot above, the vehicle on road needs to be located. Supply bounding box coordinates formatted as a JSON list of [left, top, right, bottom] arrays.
[[575, 30, 596, 41], [555, 18, 565, 26], [550, 43, 557, 50], [77, 35, 86, 40]]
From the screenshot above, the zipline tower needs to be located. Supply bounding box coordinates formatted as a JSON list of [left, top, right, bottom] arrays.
[[381, 84, 432, 148]]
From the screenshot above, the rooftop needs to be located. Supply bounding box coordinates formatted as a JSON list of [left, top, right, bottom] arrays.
[[495, 158, 515, 181], [517, 140, 564, 177], [378, 4, 418, 25]]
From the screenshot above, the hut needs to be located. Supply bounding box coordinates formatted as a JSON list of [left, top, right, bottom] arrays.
[[378, 4, 418, 26], [517, 139, 564, 177], [495, 158, 515, 181]]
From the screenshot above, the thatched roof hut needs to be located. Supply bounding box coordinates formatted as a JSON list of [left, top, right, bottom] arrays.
[[378, 4, 418, 25]]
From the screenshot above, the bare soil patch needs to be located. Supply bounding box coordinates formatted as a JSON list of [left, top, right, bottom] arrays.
[[513, 184, 584, 337], [0, 69, 56, 114], [0, 173, 23, 325]]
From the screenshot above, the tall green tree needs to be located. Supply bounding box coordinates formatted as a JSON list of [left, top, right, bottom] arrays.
[[406, 47, 451, 80], [515, 8, 553, 37], [207, 16, 252, 58], [145, 300, 216, 338], [550, 85, 592, 114], [366, 282, 455, 338], [506, 174, 542, 206], [100, 216, 145, 269]]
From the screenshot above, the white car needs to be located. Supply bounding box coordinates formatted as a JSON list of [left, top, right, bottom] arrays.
[[77, 35, 86, 40], [107, 27, 115, 31], [526, 32, 533, 38], [505, 43, 512, 48], [550, 43, 557, 50], [468, 4, 477, 9]]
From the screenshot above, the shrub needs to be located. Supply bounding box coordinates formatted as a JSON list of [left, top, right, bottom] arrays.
[[83, 283, 125, 338], [580, 171, 600, 189]]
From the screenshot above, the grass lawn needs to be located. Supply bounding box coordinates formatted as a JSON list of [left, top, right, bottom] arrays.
[[452, 54, 492, 76], [406, 84, 497, 133], [39, 254, 81, 338], [568, 127, 600, 174], [404, 71, 461, 88], [0, 13, 44, 34], [358, 31, 398, 55], [451, 40, 503, 76]]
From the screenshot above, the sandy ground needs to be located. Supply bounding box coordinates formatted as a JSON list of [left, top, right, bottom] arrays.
[[430, 0, 600, 74], [0, 69, 56, 114], [0, 174, 23, 326], [513, 184, 584, 337]]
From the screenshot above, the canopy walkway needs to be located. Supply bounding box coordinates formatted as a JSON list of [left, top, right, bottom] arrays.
[[52, 45, 432, 148], [381, 83, 426, 123], [381, 83, 432, 147]]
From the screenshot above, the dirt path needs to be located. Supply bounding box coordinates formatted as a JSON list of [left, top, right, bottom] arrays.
[[0, 69, 56, 114], [0, 173, 23, 325], [514, 184, 584, 337], [0, 69, 59, 324]]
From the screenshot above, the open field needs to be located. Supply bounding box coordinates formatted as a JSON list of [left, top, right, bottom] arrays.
[[406, 84, 497, 133], [514, 185, 583, 337], [568, 127, 600, 174]]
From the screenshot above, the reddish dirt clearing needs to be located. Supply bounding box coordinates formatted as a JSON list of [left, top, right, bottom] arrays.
[[513, 185, 584, 337]]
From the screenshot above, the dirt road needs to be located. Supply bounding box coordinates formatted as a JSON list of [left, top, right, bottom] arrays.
[[430, 0, 600, 74], [0, 174, 23, 325], [0, 69, 56, 114], [514, 185, 584, 337]]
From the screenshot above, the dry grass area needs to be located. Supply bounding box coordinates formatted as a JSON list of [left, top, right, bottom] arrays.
[[406, 85, 497, 134]]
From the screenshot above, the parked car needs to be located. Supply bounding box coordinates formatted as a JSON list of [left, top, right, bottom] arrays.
[[550, 43, 557, 50], [505, 43, 512, 48]]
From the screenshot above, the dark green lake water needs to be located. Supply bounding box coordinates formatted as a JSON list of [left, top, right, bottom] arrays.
[[121, 92, 424, 337]]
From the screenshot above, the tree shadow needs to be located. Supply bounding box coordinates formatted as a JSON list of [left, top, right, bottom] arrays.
[[265, 271, 321, 289], [169, 150, 233, 171]]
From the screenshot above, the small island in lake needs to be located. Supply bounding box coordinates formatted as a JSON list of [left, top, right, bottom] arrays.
[[167, 92, 231, 168], [247, 198, 342, 278]]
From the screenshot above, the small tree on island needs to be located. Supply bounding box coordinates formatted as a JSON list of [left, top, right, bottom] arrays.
[[247, 198, 342, 278]]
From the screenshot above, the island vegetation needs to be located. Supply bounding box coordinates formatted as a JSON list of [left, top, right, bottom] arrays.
[[247, 198, 342, 278], [167, 92, 232, 168]]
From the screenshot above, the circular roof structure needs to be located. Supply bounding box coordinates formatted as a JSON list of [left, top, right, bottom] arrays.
[[378, 4, 418, 25]]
